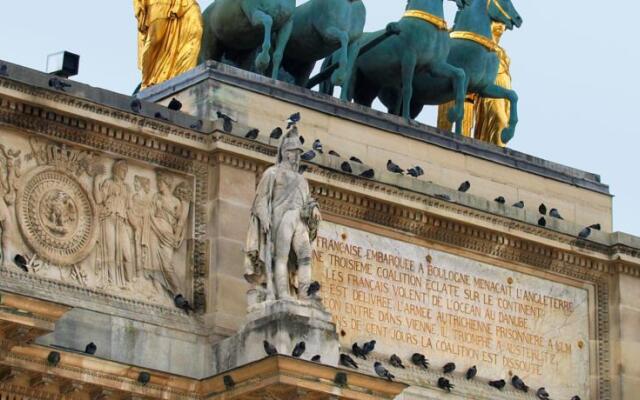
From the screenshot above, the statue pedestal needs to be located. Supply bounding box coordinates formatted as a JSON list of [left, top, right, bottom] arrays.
[[209, 299, 340, 375]]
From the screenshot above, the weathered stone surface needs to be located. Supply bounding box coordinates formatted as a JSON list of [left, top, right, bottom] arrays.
[[313, 222, 591, 399]]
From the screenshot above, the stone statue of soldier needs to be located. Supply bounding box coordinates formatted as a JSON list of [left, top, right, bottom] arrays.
[[244, 127, 321, 304]]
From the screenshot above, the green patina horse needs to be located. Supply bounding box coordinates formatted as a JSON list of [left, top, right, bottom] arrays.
[[199, 0, 296, 78], [340, 0, 473, 123], [279, 0, 366, 91], [383, 0, 523, 143]]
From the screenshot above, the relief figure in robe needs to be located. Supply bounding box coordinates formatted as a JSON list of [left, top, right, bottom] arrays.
[[129, 175, 153, 281], [146, 172, 190, 298], [93, 160, 135, 288], [134, 0, 204, 89]]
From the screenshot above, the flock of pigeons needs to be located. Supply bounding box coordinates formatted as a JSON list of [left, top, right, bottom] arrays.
[[263, 338, 582, 399]]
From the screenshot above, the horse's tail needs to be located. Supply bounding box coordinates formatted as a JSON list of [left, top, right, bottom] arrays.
[[318, 55, 336, 96]]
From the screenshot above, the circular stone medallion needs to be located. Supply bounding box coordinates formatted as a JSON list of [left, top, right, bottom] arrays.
[[16, 167, 98, 265]]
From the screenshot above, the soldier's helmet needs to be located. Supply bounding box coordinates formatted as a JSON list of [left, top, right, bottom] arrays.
[[277, 127, 304, 163]]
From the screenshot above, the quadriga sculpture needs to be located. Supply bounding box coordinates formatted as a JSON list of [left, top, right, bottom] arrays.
[[279, 0, 366, 91], [199, 0, 296, 78], [342, 0, 473, 124], [387, 0, 523, 144]]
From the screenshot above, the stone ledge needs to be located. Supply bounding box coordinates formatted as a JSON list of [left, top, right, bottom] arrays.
[[139, 61, 609, 196]]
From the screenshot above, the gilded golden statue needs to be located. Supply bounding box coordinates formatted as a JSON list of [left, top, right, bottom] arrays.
[[134, 0, 203, 89], [474, 22, 511, 147], [437, 22, 512, 147]]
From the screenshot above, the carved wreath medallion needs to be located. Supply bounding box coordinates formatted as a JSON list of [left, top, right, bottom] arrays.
[[16, 167, 98, 265]]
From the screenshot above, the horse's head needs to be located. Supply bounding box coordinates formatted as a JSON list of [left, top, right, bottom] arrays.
[[488, 0, 523, 30], [453, 0, 474, 9]]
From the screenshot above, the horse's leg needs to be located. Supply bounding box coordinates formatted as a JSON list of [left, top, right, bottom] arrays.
[[479, 84, 519, 144], [430, 62, 467, 135], [400, 52, 418, 121], [352, 70, 378, 107], [270, 18, 294, 79], [340, 40, 362, 101], [246, 9, 274, 74], [321, 28, 350, 86]]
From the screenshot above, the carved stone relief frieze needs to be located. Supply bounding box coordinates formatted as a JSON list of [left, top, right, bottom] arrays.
[[0, 132, 194, 308]]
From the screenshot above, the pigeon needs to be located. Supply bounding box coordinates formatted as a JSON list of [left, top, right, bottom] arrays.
[[538, 217, 547, 227], [578, 227, 592, 239], [386, 160, 403, 174], [312, 139, 324, 153], [48, 77, 71, 91], [340, 353, 358, 369], [589, 223, 602, 230], [130, 99, 142, 113], [0, 64, 7, 76], [435, 194, 452, 202], [292, 341, 306, 358], [349, 156, 363, 164], [137, 372, 151, 386], [362, 340, 376, 355], [287, 112, 301, 129], [301, 150, 316, 161], [511, 375, 529, 392], [270, 127, 283, 139], [47, 351, 61, 366], [442, 362, 456, 374], [244, 128, 259, 140], [190, 119, 203, 130], [411, 353, 429, 369], [311, 355, 321, 362], [389, 354, 405, 369], [465, 365, 477, 380], [488, 379, 506, 390], [571, 396, 581, 400], [458, 181, 471, 193], [513, 201, 525, 209], [85, 342, 97, 355], [13, 254, 29, 273], [263, 340, 278, 356], [167, 98, 182, 111], [352, 342, 367, 359], [407, 166, 424, 178], [223, 375, 235, 389], [216, 111, 234, 133], [174, 294, 194, 314], [549, 208, 563, 219], [334, 372, 348, 386], [341, 162, 353, 173], [437, 377, 454, 392], [299, 165, 309, 174], [539, 203, 547, 215], [360, 169, 375, 179], [307, 281, 321, 297], [374, 362, 394, 381], [536, 387, 550, 399], [154, 111, 169, 121], [494, 196, 506, 204], [329, 150, 341, 157]]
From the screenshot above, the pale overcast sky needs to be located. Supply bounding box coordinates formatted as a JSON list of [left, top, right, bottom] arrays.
[[1, 1, 638, 235]]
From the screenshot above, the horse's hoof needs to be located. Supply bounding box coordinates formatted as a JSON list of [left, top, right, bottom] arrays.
[[501, 127, 515, 144], [255, 53, 271, 74]]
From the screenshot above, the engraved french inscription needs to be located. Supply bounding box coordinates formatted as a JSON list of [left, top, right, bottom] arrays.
[[312, 222, 590, 399]]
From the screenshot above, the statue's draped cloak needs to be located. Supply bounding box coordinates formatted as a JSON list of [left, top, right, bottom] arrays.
[[244, 166, 316, 285], [134, 0, 203, 88]]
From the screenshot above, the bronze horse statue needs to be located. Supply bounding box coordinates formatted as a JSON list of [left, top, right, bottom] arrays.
[[341, 0, 473, 126], [279, 0, 366, 91], [199, 0, 296, 78], [383, 0, 523, 142]]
